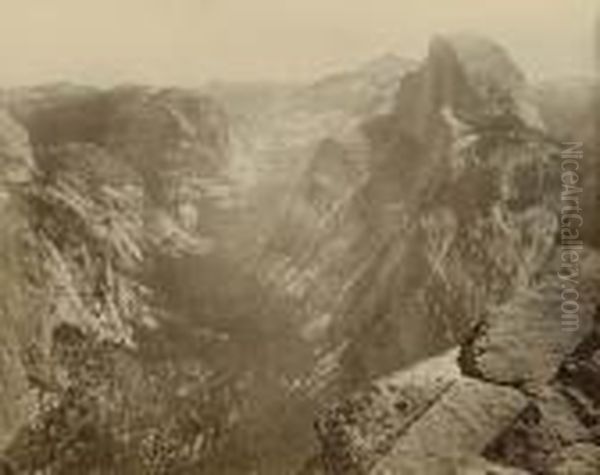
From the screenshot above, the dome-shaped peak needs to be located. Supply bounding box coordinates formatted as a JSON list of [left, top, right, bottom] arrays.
[[429, 34, 525, 92]]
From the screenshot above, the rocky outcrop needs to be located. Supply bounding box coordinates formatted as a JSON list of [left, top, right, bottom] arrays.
[[10, 85, 230, 229], [312, 253, 600, 474], [460, 252, 600, 389], [0, 34, 596, 474], [370, 377, 527, 474], [315, 350, 460, 473], [0, 111, 37, 451], [0, 86, 234, 472], [309, 35, 599, 475], [280, 34, 560, 395]]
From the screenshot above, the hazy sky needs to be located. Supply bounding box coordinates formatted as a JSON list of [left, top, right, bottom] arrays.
[[0, 0, 597, 86]]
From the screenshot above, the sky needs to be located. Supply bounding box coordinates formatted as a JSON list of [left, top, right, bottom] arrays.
[[0, 0, 597, 86]]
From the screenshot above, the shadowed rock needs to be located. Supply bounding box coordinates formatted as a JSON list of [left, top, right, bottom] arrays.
[[460, 252, 600, 389]]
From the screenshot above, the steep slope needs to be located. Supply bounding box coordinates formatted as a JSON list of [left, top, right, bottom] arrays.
[[307, 36, 598, 474], [263, 35, 560, 402], [0, 37, 595, 474], [0, 111, 37, 451], [0, 87, 238, 473], [208, 54, 416, 189], [335, 34, 557, 384], [534, 77, 600, 247]]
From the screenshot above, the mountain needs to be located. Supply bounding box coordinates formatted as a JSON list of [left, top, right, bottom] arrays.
[[207, 54, 416, 189], [262, 34, 559, 394], [0, 36, 598, 475], [0, 111, 37, 451], [306, 37, 600, 473], [0, 86, 238, 473]]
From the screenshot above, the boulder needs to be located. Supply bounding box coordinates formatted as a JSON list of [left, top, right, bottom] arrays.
[[370, 377, 527, 474], [317, 349, 460, 473], [460, 252, 600, 389]]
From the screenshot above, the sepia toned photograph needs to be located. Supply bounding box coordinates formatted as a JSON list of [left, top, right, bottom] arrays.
[[0, 1, 598, 473]]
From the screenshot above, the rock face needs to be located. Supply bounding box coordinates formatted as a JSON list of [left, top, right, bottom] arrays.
[[0, 86, 235, 472], [11, 85, 230, 224], [312, 256, 600, 474], [534, 78, 600, 248], [370, 377, 527, 474], [266, 34, 560, 400], [460, 252, 600, 389], [0, 111, 37, 451], [315, 350, 460, 473], [309, 35, 600, 475], [0, 34, 597, 474]]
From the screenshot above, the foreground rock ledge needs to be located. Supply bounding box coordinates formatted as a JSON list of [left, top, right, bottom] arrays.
[[370, 377, 527, 474]]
